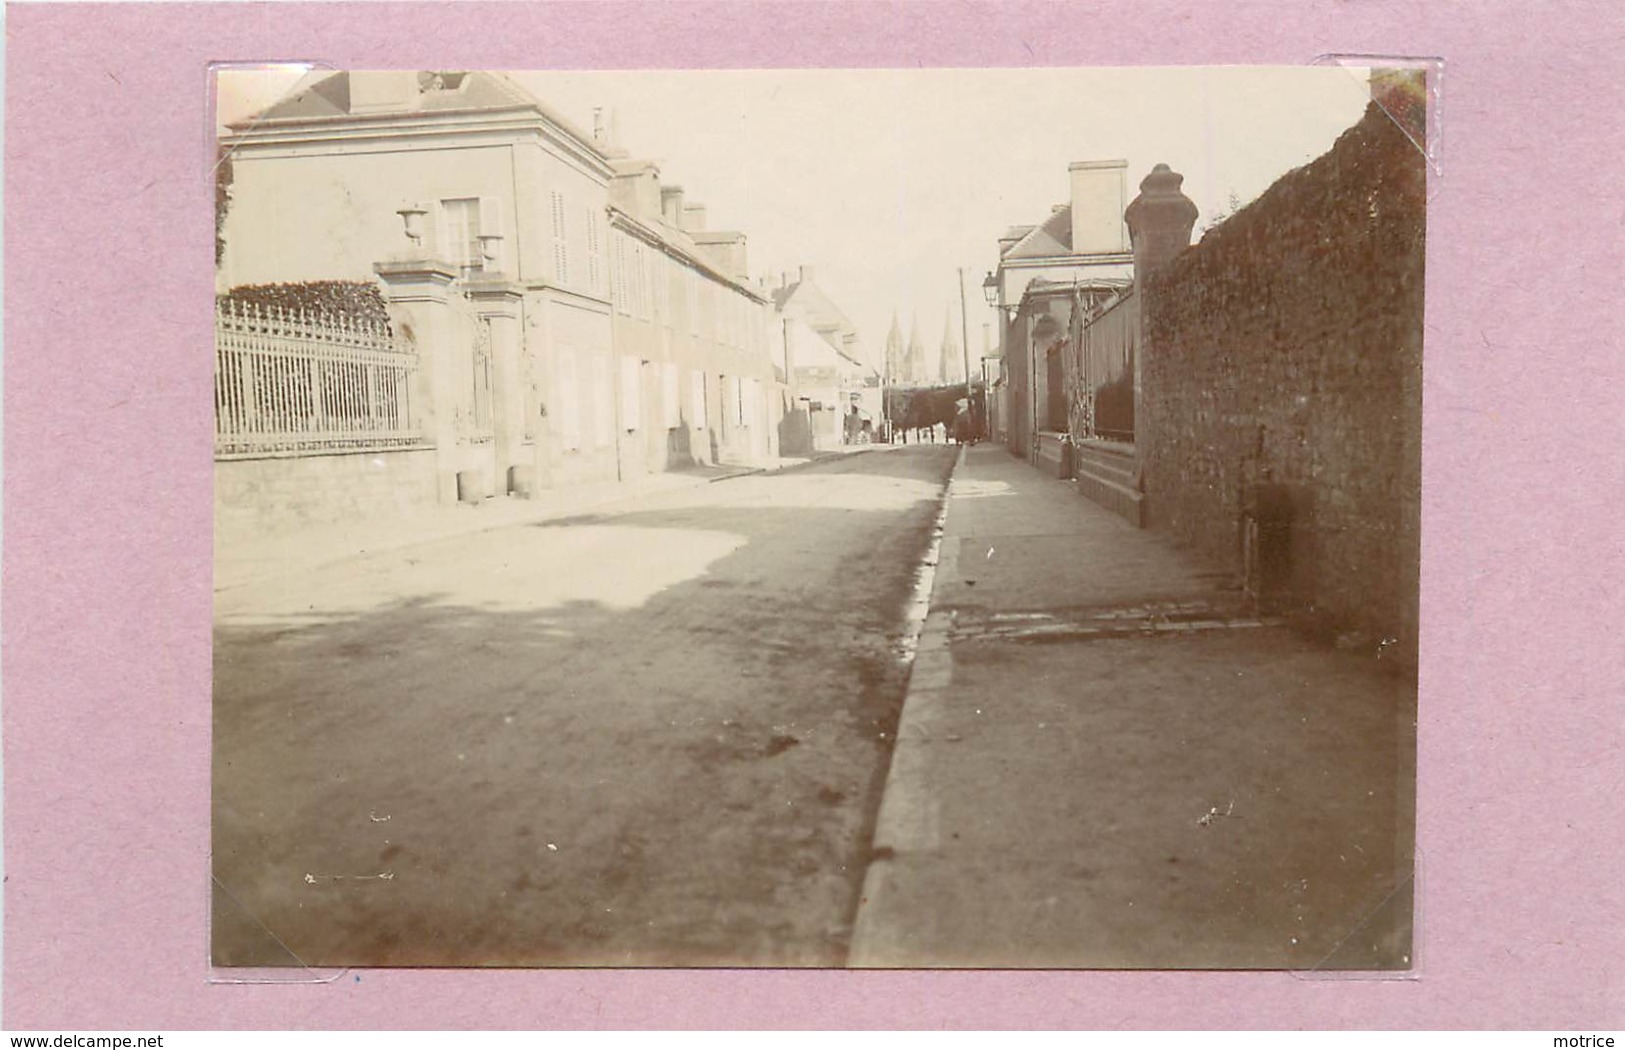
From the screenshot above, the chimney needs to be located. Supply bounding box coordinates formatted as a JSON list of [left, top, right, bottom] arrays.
[[798, 265, 815, 284], [660, 185, 685, 227], [1124, 163, 1199, 285], [682, 203, 707, 232], [609, 160, 662, 220], [1068, 159, 1129, 254], [591, 107, 608, 146]]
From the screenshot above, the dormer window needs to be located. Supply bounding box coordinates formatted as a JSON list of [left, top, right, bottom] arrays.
[[418, 71, 468, 93]]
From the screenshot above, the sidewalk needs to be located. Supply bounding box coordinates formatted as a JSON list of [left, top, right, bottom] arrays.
[[849, 445, 1416, 970], [214, 446, 876, 594]]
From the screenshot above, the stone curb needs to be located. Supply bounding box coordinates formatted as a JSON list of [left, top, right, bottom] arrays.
[[846, 444, 964, 968]]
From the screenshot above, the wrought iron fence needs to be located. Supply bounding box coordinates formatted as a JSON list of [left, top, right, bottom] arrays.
[[215, 298, 423, 457], [1071, 290, 1138, 444]]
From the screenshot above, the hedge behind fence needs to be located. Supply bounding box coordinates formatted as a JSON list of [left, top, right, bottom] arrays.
[[220, 280, 392, 328]]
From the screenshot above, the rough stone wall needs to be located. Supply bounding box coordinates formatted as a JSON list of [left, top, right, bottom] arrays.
[[215, 449, 438, 535], [1139, 102, 1425, 660]]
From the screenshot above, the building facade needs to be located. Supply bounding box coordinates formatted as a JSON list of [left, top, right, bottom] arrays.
[[990, 74, 1425, 660], [989, 159, 1135, 465], [770, 267, 879, 450], [216, 71, 779, 529]]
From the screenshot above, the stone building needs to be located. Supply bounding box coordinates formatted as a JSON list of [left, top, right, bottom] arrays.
[[994, 71, 1425, 660], [989, 159, 1135, 464], [215, 70, 779, 528], [769, 267, 879, 450], [604, 158, 779, 475]]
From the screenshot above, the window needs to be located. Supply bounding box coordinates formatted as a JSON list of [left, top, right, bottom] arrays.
[[551, 191, 569, 287], [687, 271, 700, 335], [439, 198, 495, 276]]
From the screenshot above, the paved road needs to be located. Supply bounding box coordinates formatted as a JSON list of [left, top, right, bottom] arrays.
[[212, 446, 956, 967]]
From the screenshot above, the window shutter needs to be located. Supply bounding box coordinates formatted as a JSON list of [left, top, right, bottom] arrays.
[[551, 192, 569, 287]]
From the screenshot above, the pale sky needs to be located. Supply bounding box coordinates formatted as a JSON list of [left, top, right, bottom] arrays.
[[220, 65, 1372, 369]]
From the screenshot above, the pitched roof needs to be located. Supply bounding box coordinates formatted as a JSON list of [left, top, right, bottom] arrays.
[[774, 277, 855, 336], [1002, 207, 1073, 259], [245, 71, 548, 124]]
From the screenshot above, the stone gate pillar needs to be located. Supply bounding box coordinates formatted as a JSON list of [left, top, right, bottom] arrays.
[[1123, 164, 1198, 496], [465, 276, 527, 496], [1124, 164, 1199, 287], [374, 255, 462, 505]]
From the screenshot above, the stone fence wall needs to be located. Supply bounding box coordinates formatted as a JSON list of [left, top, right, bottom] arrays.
[[1138, 102, 1425, 661]]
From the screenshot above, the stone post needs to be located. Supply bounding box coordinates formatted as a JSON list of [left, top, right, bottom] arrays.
[[374, 255, 462, 505], [464, 276, 527, 496], [1123, 164, 1198, 489], [1124, 163, 1199, 291]]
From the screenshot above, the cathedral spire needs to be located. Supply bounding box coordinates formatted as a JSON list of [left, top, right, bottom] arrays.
[[906, 314, 926, 386], [885, 312, 905, 382]]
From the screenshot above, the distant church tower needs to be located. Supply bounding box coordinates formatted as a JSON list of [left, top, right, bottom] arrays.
[[906, 315, 927, 386], [885, 313, 905, 384]]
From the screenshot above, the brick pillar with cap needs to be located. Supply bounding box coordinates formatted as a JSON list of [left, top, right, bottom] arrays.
[[1123, 164, 1198, 513], [1124, 163, 1199, 291]]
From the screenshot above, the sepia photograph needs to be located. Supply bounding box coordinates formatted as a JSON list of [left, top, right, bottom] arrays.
[[209, 64, 1425, 970]]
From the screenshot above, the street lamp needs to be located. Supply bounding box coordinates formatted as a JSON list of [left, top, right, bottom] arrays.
[[982, 270, 1000, 309]]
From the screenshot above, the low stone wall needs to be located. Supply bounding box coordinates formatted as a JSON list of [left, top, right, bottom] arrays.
[[1034, 432, 1070, 479], [216, 447, 438, 534], [1138, 102, 1424, 660], [1073, 439, 1143, 527]]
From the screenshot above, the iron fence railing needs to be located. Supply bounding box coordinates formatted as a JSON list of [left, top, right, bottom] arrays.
[[214, 299, 423, 457]]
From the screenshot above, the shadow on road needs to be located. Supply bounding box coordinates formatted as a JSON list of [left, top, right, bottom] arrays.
[[212, 447, 957, 968]]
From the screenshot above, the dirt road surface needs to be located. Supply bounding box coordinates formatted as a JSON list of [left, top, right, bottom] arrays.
[[212, 446, 955, 967]]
